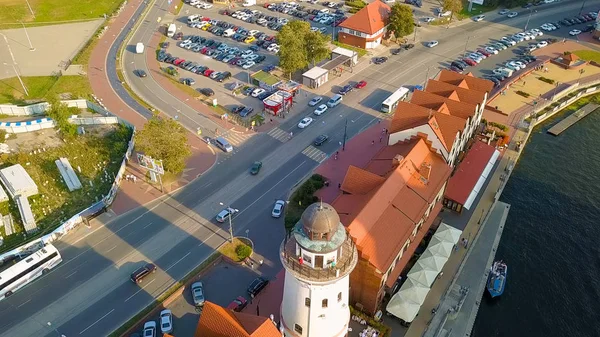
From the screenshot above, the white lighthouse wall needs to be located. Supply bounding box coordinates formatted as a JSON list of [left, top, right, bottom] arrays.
[[281, 269, 350, 337]]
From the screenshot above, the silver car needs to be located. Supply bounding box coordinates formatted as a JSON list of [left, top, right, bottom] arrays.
[[159, 309, 173, 334], [143, 321, 157, 337], [191, 281, 205, 306], [272, 200, 286, 218]]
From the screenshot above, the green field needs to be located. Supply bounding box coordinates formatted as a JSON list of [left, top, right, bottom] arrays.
[[573, 50, 600, 64], [0, 0, 124, 27], [0, 75, 91, 104]]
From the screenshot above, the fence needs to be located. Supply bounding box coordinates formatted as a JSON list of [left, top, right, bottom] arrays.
[[0, 99, 88, 116]]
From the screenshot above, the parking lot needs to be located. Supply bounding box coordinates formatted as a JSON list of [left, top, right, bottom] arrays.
[[155, 0, 353, 122]]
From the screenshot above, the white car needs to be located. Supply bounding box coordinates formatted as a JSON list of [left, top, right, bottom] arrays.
[[485, 46, 499, 55], [473, 15, 485, 22], [492, 68, 506, 75], [525, 32, 536, 40], [501, 36, 517, 46], [530, 28, 543, 36], [251, 88, 265, 97], [241, 50, 254, 58], [298, 117, 313, 128], [160, 310, 173, 334], [507, 11, 518, 18], [499, 9, 510, 15], [267, 43, 279, 52], [513, 60, 526, 69], [426, 40, 439, 48], [143, 321, 157, 337], [308, 96, 322, 106], [468, 53, 483, 63], [536, 41, 548, 48], [516, 32, 530, 41], [569, 29, 582, 36], [248, 30, 260, 36], [272, 200, 286, 218], [423, 17, 435, 23], [199, 2, 213, 9], [242, 61, 256, 69], [310, 27, 319, 32], [493, 43, 507, 50], [314, 104, 328, 116], [511, 34, 524, 42]]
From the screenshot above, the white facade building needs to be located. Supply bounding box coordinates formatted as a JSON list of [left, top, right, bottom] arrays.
[[280, 203, 358, 337]]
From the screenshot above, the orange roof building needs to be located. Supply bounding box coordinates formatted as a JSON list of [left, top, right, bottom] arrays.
[[332, 136, 451, 315], [194, 301, 282, 337], [337, 0, 390, 49], [389, 70, 494, 167]]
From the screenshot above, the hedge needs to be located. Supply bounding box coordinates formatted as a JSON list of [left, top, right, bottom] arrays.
[[516, 90, 530, 98]]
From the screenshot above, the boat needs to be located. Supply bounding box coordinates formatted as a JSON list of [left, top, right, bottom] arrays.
[[486, 261, 507, 298]]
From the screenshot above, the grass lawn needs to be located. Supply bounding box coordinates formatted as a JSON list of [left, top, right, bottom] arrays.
[[0, 75, 92, 104], [0, 123, 132, 253], [218, 237, 253, 262], [0, 0, 124, 27], [572, 50, 600, 64]]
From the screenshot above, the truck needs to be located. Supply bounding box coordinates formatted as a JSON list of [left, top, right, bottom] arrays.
[[242, 0, 256, 6], [135, 42, 144, 54], [167, 23, 176, 37]]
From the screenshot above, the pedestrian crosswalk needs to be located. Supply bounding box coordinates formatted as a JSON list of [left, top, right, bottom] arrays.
[[222, 132, 255, 147], [302, 146, 328, 163], [267, 127, 291, 142]]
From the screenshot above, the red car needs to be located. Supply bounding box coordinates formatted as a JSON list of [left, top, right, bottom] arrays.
[[462, 58, 477, 66], [355, 80, 367, 89], [204, 69, 215, 77], [227, 296, 248, 312], [477, 48, 491, 57], [201, 17, 210, 21], [173, 59, 185, 66]]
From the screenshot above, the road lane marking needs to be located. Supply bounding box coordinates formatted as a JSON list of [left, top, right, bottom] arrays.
[[79, 309, 115, 335], [165, 252, 191, 272], [143, 222, 154, 229], [124, 279, 156, 303], [65, 271, 78, 279], [16, 299, 30, 308], [105, 245, 118, 253]]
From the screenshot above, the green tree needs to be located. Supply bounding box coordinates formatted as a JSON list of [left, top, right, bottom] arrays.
[[135, 115, 191, 175], [388, 4, 414, 41], [443, 0, 463, 22], [305, 31, 331, 66], [277, 21, 310, 77], [46, 95, 78, 137]]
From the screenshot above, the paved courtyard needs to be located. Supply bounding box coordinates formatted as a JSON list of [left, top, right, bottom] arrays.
[[0, 20, 103, 78]]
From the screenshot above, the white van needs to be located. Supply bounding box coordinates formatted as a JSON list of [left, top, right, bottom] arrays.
[[327, 94, 343, 108], [215, 137, 233, 153], [167, 23, 176, 37], [135, 42, 144, 54], [223, 28, 235, 37], [187, 14, 201, 24]]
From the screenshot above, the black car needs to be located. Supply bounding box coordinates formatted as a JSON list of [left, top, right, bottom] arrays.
[[130, 263, 156, 284], [216, 71, 232, 82], [403, 43, 415, 50], [248, 277, 269, 298], [257, 91, 273, 100], [485, 77, 501, 87], [391, 48, 402, 55], [135, 69, 147, 78], [373, 57, 388, 65], [232, 105, 245, 114], [449, 65, 463, 73], [455, 60, 469, 69], [339, 84, 353, 95], [180, 78, 195, 86], [199, 88, 215, 97], [450, 61, 465, 71], [239, 106, 254, 117], [314, 134, 329, 146]]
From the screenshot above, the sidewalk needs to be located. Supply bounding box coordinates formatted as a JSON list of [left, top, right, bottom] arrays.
[[87, 0, 217, 216]]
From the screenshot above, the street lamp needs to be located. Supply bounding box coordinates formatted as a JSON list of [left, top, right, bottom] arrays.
[[25, 0, 35, 18], [47, 322, 66, 337], [219, 202, 236, 243], [342, 118, 348, 151]]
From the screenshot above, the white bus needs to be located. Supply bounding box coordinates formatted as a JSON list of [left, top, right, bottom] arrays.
[[381, 87, 410, 113], [0, 244, 62, 300]]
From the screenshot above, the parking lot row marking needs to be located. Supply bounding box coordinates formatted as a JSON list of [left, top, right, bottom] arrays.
[[301, 146, 327, 163], [267, 127, 290, 142]]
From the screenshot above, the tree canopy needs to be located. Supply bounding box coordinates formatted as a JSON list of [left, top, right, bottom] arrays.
[[135, 115, 191, 175], [443, 0, 463, 21], [388, 3, 414, 40], [277, 21, 330, 76]]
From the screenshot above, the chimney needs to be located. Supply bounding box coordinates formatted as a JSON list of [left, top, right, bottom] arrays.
[[392, 154, 404, 167]]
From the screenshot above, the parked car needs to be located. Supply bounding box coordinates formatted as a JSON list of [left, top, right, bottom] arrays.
[[248, 277, 269, 298], [199, 88, 215, 96], [339, 84, 353, 95], [473, 15, 485, 21], [373, 57, 388, 64], [159, 310, 173, 334], [355, 80, 367, 88], [143, 321, 157, 337], [239, 106, 254, 117], [272, 200, 286, 218], [191, 281, 205, 306], [227, 296, 248, 312]]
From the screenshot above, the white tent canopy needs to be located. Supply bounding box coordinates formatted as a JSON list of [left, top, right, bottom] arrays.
[[407, 260, 439, 287], [397, 278, 430, 303], [427, 236, 454, 259], [419, 250, 446, 273], [434, 223, 462, 244], [386, 291, 421, 323]]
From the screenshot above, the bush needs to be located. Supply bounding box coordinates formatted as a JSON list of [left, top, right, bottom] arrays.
[[235, 244, 252, 260], [0, 130, 7, 142], [516, 90, 530, 98], [537, 76, 555, 85], [488, 122, 508, 132]]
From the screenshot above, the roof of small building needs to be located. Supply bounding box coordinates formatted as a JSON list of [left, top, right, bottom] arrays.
[[194, 301, 281, 337], [338, 0, 390, 35], [303, 66, 328, 79]]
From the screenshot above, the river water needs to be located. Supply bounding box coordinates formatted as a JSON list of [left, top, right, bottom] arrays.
[[472, 107, 600, 337]]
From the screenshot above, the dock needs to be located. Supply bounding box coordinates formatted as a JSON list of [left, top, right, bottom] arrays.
[[547, 103, 599, 136]]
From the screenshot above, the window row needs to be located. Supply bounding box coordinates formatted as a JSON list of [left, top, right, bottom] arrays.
[[304, 292, 343, 307]]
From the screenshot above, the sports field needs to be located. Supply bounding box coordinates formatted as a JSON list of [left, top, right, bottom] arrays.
[[0, 0, 123, 27]]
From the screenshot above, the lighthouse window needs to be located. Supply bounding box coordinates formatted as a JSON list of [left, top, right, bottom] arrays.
[[295, 324, 303, 334], [322, 299, 328, 308], [305, 298, 311, 307], [338, 292, 342, 302]]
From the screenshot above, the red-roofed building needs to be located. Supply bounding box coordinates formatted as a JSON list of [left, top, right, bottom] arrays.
[[337, 0, 390, 49], [443, 141, 499, 213], [194, 301, 281, 337], [388, 71, 494, 167], [332, 136, 451, 314]]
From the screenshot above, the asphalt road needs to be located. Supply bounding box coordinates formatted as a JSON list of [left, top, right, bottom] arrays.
[[0, 1, 598, 336]]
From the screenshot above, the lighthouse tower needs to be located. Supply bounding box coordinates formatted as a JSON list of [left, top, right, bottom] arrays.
[[279, 202, 358, 337]]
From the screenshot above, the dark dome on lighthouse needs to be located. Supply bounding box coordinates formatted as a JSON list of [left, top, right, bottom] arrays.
[[301, 203, 340, 241]]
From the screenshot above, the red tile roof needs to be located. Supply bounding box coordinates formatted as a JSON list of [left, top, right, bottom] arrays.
[[444, 141, 497, 205], [411, 90, 478, 120], [194, 302, 281, 337], [436, 70, 494, 94], [338, 0, 390, 34], [425, 79, 486, 106], [333, 138, 451, 272]]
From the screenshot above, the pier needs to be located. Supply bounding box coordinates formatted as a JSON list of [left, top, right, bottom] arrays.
[[547, 103, 599, 136]]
